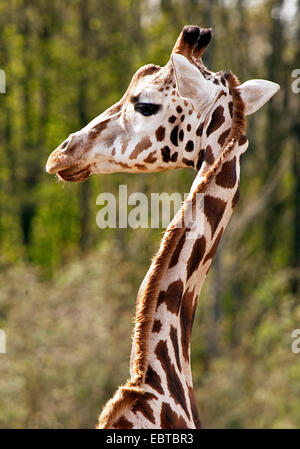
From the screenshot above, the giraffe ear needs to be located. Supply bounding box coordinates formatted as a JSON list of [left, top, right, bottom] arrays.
[[171, 53, 217, 104], [238, 79, 280, 116]]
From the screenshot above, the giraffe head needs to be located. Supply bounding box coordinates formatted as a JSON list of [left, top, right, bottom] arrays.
[[46, 26, 279, 182]]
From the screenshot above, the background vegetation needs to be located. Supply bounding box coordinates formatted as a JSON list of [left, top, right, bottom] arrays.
[[0, 0, 299, 428]]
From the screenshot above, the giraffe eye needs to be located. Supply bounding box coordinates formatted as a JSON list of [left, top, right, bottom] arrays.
[[134, 103, 160, 116]]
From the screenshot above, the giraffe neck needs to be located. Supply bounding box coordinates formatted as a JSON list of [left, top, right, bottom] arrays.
[[98, 72, 247, 429], [142, 150, 245, 429], [139, 83, 247, 428]]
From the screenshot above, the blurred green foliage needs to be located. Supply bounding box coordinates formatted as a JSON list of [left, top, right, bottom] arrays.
[[0, 0, 299, 428]]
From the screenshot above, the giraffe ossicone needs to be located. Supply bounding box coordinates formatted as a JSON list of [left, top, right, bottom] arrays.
[[46, 25, 279, 429]]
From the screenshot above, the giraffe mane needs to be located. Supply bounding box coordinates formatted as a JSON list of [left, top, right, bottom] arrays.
[[98, 71, 246, 429]]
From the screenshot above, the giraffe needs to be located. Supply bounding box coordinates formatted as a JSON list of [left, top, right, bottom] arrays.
[[46, 26, 279, 429]]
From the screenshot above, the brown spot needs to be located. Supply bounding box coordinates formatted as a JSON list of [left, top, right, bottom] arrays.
[[104, 101, 123, 116], [152, 319, 162, 333], [196, 149, 205, 171], [168, 229, 187, 268], [185, 140, 194, 152], [188, 109, 192, 115], [119, 161, 130, 169], [221, 76, 226, 86], [121, 138, 129, 154], [171, 152, 178, 162], [216, 90, 227, 101], [213, 79, 219, 85], [238, 135, 247, 145], [203, 227, 224, 264], [112, 148, 116, 156], [145, 365, 164, 395], [204, 195, 227, 237], [187, 124, 191, 132], [130, 136, 152, 159], [144, 151, 157, 164], [156, 279, 183, 315], [216, 156, 237, 188], [232, 181, 240, 208], [181, 115, 185, 122], [180, 289, 195, 362], [217, 128, 231, 146], [170, 326, 182, 372], [135, 163, 147, 170], [182, 158, 194, 167], [179, 130, 184, 141], [134, 64, 161, 80], [89, 120, 108, 138], [228, 101, 233, 118], [239, 152, 244, 166], [206, 105, 225, 137], [196, 122, 204, 137], [188, 387, 201, 429], [160, 402, 189, 429], [187, 236, 206, 280], [114, 416, 133, 429], [184, 100, 188, 107], [205, 145, 215, 165], [130, 94, 140, 104], [170, 125, 179, 146], [161, 146, 171, 163], [157, 165, 168, 171], [169, 115, 176, 123], [132, 392, 157, 424], [176, 105, 183, 113], [155, 340, 190, 418], [156, 126, 165, 142]]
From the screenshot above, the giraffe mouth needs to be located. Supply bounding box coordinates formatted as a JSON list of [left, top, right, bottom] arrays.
[[57, 165, 91, 182]]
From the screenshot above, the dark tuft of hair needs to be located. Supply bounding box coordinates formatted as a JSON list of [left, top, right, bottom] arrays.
[[222, 70, 232, 79], [195, 28, 213, 49], [182, 25, 201, 46]]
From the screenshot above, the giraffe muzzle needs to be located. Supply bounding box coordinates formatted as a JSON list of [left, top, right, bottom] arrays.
[[46, 133, 92, 181], [46, 150, 73, 174], [46, 149, 91, 182]]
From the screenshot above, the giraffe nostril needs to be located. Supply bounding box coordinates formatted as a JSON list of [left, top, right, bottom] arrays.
[[61, 139, 69, 150]]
